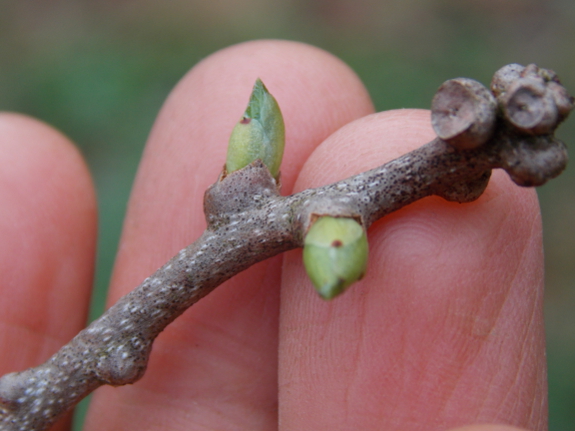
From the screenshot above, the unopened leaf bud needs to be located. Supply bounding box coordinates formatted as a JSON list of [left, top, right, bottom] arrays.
[[226, 79, 285, 178], [303, 216, 368, 300]]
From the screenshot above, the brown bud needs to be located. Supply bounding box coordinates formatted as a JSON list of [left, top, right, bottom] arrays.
[[500, 135, 568, 187], [431, 78, 497, 150], [547, 81, 574, 121], [491, 63, 525, 98], [528, 65, 559, 83], [521, 63, 542, 79], [501, 77, 558, 134]]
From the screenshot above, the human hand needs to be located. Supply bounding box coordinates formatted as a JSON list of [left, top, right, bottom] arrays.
[[0, 40, 546, 431]]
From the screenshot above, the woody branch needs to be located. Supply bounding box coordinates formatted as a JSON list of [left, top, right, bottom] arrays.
[[0, 63, 571, 431]]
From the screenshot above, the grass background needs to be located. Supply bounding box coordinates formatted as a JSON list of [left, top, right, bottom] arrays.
[[1, 1, 574, 429]]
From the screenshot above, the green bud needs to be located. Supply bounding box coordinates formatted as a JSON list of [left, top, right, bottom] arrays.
[[303, 216, 369, 300], [225, 79, 285, 178]]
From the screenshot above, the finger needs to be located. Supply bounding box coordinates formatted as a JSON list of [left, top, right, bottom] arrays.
[[0, 113, 97, 430], [84, 40, 374, 431], [279, 110, 546, 431], [447, 425, 530, 431]]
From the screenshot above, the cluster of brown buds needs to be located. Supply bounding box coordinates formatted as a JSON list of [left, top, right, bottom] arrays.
[[432, 63, 571, 187]]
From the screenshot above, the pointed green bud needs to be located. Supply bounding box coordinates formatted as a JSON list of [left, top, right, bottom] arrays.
[[303, 216, 369, 300], [225, 79, 285, 178]]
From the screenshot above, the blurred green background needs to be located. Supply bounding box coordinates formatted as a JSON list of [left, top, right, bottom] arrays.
[[1, 1, 573, 430]]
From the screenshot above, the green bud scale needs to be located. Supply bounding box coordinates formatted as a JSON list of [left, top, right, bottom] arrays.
[[303, 216, 369, 299], [225, 78, 285, 178]]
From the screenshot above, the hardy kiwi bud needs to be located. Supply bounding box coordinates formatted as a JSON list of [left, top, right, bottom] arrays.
[[303, 216, 368, 300]]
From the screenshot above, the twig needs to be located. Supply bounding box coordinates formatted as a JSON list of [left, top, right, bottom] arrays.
[[0, 63, 571, 431]]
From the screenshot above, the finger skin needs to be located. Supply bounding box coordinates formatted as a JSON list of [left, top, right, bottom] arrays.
[[448, 425, 530, 431], [84, 40, 373, 431], [0, 113, 97, 430], [279, 110, 547, 430]]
